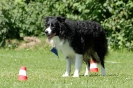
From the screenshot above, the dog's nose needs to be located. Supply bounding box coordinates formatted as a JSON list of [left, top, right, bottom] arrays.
[[45, 30, 48, 34]]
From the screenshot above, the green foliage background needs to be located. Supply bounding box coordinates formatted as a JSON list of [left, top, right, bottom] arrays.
[[0, 0, 133, 50]]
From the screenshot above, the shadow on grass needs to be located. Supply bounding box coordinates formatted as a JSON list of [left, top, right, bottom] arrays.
[[106, 74, 119, 77], [79, 73, 119, 77]]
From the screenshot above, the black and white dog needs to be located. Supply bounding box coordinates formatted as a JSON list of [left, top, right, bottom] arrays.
[[45, 16, 108, 77]]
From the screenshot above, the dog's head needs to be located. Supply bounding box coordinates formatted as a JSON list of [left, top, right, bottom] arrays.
[[45, 16, 66, 39]]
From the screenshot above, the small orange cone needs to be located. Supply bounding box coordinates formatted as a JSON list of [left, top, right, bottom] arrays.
[[18, 66, 28, 81], [90, 59, 98, 72]]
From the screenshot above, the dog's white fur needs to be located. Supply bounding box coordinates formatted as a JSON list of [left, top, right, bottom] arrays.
[[50, 36, 83, 77], [46, 27, 84, 77]]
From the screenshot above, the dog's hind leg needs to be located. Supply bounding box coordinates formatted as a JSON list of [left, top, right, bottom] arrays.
[[101, 60, 106, 76], [91, 52, 100, 62], [84, 62, 90, 76], [73, 54, 83, 77], [62, 57, 71, 77], [92, 52, 106, 76]]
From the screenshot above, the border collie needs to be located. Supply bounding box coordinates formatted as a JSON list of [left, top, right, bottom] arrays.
[[45, 16, 108, 77]]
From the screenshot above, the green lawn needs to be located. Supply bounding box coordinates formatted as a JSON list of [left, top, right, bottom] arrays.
[[0, 45, 133, 88]]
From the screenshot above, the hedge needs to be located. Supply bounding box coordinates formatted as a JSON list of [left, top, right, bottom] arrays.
[[0, 0, 133, 50]]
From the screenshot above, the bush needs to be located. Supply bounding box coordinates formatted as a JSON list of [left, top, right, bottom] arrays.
[[0, 0, 133, 51], [0, 0, 45, 46], [102, 0, 133, 50]]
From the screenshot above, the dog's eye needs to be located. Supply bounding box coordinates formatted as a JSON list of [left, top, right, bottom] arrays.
[[51, 23, 54, 26], [51, 26, 56, 29], [51, 24, 56, 28], [45, 23, 50, 27]]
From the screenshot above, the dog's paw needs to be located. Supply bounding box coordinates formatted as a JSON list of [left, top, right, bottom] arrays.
[[84, 73, 89, 76], [72, 75, 79, 77], [62, 73, 69, 77], [73, 71, 79, 77], [102, 74, 106, 76], [84, 71, 89, 76]]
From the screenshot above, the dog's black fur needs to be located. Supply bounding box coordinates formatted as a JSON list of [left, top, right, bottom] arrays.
[[45, 16, 108, 73]]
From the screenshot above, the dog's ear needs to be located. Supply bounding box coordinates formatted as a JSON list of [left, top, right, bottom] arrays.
[[57, 16, 66, 23], [44, 17, 49, 23], [45, 16, 55, 22]]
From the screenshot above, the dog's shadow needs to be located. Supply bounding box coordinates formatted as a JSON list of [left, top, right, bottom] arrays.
[[80, 73, 118, 77]]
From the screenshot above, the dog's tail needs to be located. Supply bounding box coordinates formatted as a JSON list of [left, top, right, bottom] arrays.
[[93, 38, 108, 63]]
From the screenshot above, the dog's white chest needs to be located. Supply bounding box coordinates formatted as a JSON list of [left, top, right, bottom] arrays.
[[50, 37, 75, 58]]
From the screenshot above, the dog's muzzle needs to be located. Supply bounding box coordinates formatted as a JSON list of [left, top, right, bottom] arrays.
[[45, 30, 56, 39], [45, 30, 49, 35]]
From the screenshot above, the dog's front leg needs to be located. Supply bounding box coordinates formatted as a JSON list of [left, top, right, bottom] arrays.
[[62, 57, 71, 77], [73, 54, 83, 77]]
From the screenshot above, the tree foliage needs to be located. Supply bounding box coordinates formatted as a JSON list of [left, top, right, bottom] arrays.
[[0, 0, 133, 50]]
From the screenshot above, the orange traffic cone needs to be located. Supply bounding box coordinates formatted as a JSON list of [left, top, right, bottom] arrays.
[[18, 66, 28, 81], [90, 59, 98, 72]]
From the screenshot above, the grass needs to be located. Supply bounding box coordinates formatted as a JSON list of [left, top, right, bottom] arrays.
[[0, 43, 133, 88]]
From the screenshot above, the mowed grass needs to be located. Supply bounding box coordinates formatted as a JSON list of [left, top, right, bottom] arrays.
[[0, 44, 133, 88]]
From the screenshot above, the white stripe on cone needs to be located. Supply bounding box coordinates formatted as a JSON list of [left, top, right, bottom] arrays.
[[19, 69, 27, 76], [90, 63, 98, 69]]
